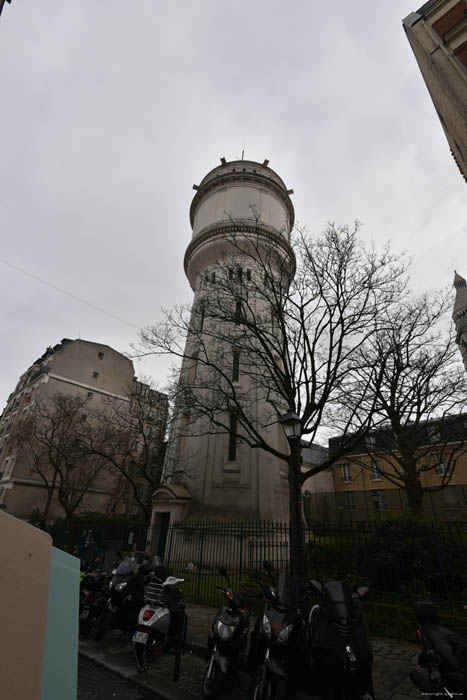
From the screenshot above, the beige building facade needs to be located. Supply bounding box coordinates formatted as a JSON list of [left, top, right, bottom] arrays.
[[403, 0, 467, 182], [330, 417, 467, 524], [0, 338, 168, 522]]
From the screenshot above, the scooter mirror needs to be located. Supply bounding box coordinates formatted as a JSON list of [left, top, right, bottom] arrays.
[[357, 586, 370, 598], [309, 579, 324, 595]]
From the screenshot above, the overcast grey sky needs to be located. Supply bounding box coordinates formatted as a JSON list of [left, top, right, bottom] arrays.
[[0, 1, 465, 409]]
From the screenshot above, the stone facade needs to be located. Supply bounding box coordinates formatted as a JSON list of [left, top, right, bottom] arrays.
[[453, 271, 467, 370], [153, 159, 296, 524], [0, 338, 168, 522], [403, 1, 467, 182]]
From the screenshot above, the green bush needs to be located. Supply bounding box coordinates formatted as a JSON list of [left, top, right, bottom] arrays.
[[355, 517, 467, 602]]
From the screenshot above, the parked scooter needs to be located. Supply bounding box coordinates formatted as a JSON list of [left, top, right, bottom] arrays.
[[94, 556, 150, 643], [133, 572, 187, 673], [410, 602, 467, 699], [79, 570, 109, 636], [307, 579, 374, 700], [203, 567, 250, 698], [249, 561, 307, 700]]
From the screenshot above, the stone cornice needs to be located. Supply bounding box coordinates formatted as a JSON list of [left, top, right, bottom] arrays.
[[189, 170, 295, 230], [183, 221, 297, 279]]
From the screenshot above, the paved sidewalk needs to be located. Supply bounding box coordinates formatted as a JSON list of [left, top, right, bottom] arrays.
[[79, 602, 422, 700]]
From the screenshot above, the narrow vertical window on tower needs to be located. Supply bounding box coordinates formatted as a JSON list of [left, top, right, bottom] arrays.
[[235, 301, 242, 325], [228, 412, 237, 461], [232, 350, 240, 381], [199, 303, 205, 332]]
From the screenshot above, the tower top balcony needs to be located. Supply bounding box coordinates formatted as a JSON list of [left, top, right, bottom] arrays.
[[189, 158, 295, 239], [185, 158, 296, 291]]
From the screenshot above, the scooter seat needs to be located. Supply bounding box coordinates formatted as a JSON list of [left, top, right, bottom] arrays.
[[423, 623, 467, 672]]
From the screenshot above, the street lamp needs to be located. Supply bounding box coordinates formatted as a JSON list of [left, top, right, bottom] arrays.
[[280, 411, 302, 440]]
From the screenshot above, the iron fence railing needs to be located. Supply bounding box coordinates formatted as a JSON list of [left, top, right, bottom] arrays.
[[49, 519, 467, 609]]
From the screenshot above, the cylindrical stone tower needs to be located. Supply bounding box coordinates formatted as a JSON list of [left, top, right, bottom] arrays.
[[154, 158, 295, 522]]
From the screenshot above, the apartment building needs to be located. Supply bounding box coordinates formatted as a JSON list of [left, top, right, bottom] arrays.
[[403, 0, 467, 181], [0, 338, 168, 522]]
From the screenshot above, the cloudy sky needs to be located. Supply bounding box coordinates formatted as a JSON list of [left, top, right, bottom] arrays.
[[0, 1, 465, 408]]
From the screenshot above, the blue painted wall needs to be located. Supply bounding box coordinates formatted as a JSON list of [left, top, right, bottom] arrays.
[[41, 547, 80, 700]]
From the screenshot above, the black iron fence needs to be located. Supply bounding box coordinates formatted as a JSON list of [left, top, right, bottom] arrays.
[[50, 519, 467, 609]]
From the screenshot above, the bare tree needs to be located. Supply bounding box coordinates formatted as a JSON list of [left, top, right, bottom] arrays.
[[136, 222, 406, 574], [13, 394, 109, 539], [86, 381, 168, 522], [341, 291, 467, 516]]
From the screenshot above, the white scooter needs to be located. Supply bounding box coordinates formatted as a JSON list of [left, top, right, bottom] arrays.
[[133, 575, 186, 673]]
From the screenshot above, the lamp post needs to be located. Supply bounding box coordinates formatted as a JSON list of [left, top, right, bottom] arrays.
[[280, 411, 305, 576]]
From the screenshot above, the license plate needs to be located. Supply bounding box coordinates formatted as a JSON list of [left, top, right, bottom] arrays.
[[80, 609, 90, 619], [133, 631, 149, 644]]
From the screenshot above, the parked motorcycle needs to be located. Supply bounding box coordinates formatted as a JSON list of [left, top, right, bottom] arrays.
[[94, 556, 150, 643], [202, 567, 250, 698], [79, 570, 109, 636], [133, 573, 186, 673], [410, 602, 467, 699], [307, 579, 374, 700], [249, 561, 307, 700]]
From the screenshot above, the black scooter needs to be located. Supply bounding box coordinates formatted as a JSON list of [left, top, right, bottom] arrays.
[[203, 567, 250, 698], [79, 570, 109, 636], [307, 579, 374, 700], [410, 602, 467, 699], [94, 556, 149, 642], [249, 561, 307, 700]]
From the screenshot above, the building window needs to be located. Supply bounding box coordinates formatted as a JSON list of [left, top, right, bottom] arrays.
[[98, 352, 104, 360], [372, 489, 386, 511], [93, 371, 99, 378], [436, 459, 447, 476], [199, 304, 205, 332], [232, 351, 240, 382], [246, 269, 251, 281], [237, 268, 243, 281], [87, 392, 94, 399], [235, 301, 242, 325], [228, 413, 237, 461], [370, 460, 381, 481], [211, 271, 216, 283], [342, 463, 352, 482], [428, 427, 441, 444], [344, 492, 355, 511], [229, 268, 234, 280]]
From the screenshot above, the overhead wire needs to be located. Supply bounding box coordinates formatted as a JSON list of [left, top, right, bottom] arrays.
[[0, 256, 142, 330]]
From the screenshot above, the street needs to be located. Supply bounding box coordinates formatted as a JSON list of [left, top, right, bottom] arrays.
[[78, 656, 166, 700]]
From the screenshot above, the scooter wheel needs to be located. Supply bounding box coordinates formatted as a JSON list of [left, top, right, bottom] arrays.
[[202, 659, 226, 699], [252, 672, 272, 700]]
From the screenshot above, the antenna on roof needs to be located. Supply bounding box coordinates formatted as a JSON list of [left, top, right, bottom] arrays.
[[241, 149, 244, 160]]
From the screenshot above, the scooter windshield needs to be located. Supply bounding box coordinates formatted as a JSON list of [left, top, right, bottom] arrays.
[[322, 581, 353, 625], [276, 572, 300, 610], [115, 557, 137, 576]]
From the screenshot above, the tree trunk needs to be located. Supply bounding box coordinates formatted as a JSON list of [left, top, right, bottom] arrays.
[[43, 467, 59, 525], [288, 440, 306, 578], [405, 479, 424, 517], [400, 447, 424, 518]]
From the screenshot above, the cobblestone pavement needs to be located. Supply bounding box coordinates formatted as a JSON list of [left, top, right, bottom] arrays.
[[79, 656, 165, 700], [79, 602, 423, 700]]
